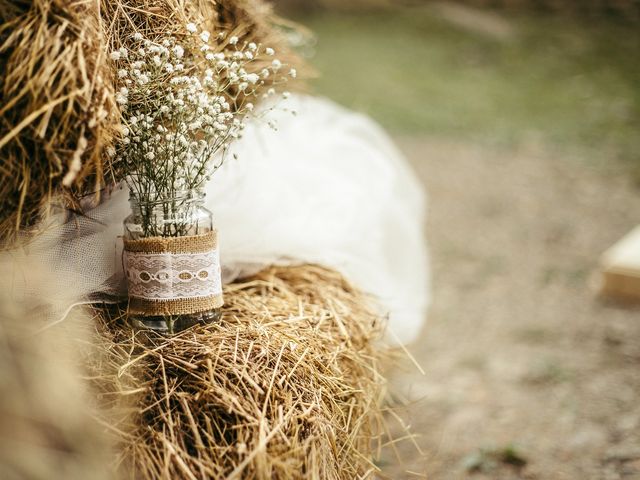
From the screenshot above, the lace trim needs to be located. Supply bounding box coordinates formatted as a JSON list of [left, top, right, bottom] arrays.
[[124, 249, 222, 301]]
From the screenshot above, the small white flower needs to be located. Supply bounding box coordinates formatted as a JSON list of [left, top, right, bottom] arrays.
[[122, 126, 130, 136], [165, 63, 174, 73], [245, 73, 259, 84], [145, 152, 155, 160], [200, 30, 210, 43], [248, 42, 257, 51], [132, 32, 143, 41], [119, 87, 129, 95], [186, 23, 197, 33], [271, 59, 282, 69], [261, 68, 270, 78], [229, 36, 239, 45], [282, 91, 290, 99], [106, 146, 116, 157], [206, 53, 215, 61], [265, 47, 275, 56], [138, 48, 145, 56], [244, 51, 253, 60], [153, 55, 161, 66], [118, 69, 128, 78], [110, 51, 121, 61], [289, 68, 297, 78], [173, 45, 184, 58], [245, 102, 254, 111], [119, 47, 128, 58], [238, 82, 248, 91]]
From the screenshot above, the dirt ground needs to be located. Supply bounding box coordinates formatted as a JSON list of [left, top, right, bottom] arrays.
[[383, 138, 640, 479]]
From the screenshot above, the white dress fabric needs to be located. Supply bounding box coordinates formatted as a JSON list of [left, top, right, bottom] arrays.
[[6, 95, 430, 345]]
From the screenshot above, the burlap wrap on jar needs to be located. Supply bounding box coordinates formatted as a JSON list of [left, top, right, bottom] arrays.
[[123, 230, 223, 316]]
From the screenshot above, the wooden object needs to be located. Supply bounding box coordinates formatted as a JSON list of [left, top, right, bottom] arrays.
[[599, 225, 640, 302]]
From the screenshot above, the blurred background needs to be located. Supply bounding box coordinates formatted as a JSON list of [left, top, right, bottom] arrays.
[[273, 1, 640, 479]]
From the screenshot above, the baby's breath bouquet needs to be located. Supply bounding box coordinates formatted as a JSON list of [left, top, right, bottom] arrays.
[[110, 23, 293, 236], [110, 23, 293, 332]]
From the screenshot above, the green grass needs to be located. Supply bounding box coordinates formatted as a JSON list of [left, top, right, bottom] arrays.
[[298, 7, 640, 166]]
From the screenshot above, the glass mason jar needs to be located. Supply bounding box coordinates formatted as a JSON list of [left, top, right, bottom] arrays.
[[123, 191, 223, 333]]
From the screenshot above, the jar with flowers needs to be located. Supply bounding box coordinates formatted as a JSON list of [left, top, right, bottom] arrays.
[[110, 24, 293, 332]]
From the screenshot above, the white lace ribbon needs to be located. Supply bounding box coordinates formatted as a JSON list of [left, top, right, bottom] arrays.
[[124, 248, 222, 301]]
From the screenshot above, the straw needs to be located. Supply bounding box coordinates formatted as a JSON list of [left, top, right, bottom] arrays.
[[90, 265, 388, 479]]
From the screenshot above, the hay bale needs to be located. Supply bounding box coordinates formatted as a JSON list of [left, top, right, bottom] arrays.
[[92, 265, 387, 479], [0, 0, 119, 244]]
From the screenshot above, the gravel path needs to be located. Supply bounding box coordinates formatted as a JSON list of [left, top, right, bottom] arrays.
[[384, 137, 640, 479]]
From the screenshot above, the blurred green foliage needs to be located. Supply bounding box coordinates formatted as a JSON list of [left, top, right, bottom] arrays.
[[299, 7, 640, 167]]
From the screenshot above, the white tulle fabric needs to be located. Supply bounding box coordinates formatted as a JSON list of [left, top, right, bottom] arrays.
[[5, 95, 430, 344]]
